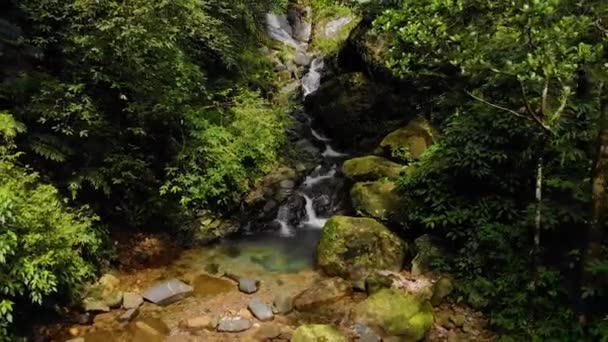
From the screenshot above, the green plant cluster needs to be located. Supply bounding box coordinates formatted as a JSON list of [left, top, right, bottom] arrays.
[[372, 0, 608, 340], [0, 0, 288, 338]]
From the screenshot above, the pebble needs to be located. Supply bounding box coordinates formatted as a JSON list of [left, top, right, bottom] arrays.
[[217, 318, 252, 332], [272, 293, 294, 314], [142, 279, 193, 305], [122, 292, 143, 309], [238, 278, 260, 294], [117, 308, 139, 322], [248, 297, 274, 321]]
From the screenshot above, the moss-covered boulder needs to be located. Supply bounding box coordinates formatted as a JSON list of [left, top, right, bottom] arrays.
[[343, 155, 406, 181], [378, 117, 438, 162], [292, 324, 348, 342], [411, 234, 447, 276], [304, 72, 407, 149], [354, 289, 434, 341], [350, 180, 407, 226], [317, 216, 406, 279]]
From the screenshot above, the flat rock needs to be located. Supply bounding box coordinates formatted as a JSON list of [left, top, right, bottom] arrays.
[[142, 279, 193, 305], [248, 297, 274, 321], [254, 323, 283, 340], [217, 318, 252, 332], [83, 298, 110, 313], [180, 315, 218, 331], [117, 308, 139, 322], [294, 278, 351, 311], [122, 292, 143, 309], [272, 293, 294, 314], [294, 51, 312, 66]]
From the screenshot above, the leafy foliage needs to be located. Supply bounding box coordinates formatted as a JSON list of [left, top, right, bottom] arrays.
[[373, 0, 608, 339], [0, 112, 103, 339]]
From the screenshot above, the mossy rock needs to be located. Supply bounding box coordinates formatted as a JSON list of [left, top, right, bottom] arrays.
[[317, 216, 406, 279], [350, 180, 408, 226], [304, 72, 408, 149], [292, 324, 348, 342], [354, 289, 434, 341], [377, 117, 438, 162], [411, 234, 447, 276], [343, 155, 406, 181]]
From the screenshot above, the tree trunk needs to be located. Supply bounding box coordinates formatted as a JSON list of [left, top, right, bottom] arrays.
[[581, 92, 608, 319]]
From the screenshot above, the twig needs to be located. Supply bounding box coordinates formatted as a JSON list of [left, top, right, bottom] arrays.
[[466, 91, 527, 119]]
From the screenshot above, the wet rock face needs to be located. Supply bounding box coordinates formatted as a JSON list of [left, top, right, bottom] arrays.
[[304, 72, 407, 149], [354, 289, 434, 341], [317, 216, 407, 279], [308, 176, 350, 218]]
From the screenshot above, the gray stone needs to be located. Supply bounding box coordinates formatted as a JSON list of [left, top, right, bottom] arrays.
[[83, 298, 110, 313], [324, 16, 353, 37], [239, 278, 260, 294], [117, 308, 139, 322], [122, 292, 144, 309], [248, 297, 274, 321], [217, 318, 252, 332], [142, 279, 193, 305], [272, 293, 294, 314], [354, 323, 381, 342], [263, 200, 278, 213], [280, 179, 296, 189], [294, 51, 312, 67]]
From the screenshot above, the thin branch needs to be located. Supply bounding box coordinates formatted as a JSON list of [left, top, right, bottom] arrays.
[[541, 77, 549, 115], [467, 91, 553, 134], [467, 91, 527, 119]]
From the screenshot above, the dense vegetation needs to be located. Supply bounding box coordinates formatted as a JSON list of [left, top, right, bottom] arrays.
[[0, 0, 288, 338], [371, 0, 608, 340], [1, 0, 608, 340]]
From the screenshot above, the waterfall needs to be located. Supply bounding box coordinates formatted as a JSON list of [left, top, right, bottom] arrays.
[[301, 194, 328, 229], [302, 58, 324, 97]]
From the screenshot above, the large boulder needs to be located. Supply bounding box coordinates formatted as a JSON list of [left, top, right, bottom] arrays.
[[317, 216, 406, 278], [304, 72, 407, 149], [350, 180, 408, 226], [343, 155, 406, 181], [378, 117, 438, 162], [292, 324, 348, 342], [354, 289, 434, 341]]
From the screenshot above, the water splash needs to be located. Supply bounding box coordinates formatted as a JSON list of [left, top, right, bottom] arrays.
[[322, 145, 348, 158], [311, 127, 331, 142], [301, 194, 328, 229], [302, 58, 324, 97], [303, 166, 337, 187]]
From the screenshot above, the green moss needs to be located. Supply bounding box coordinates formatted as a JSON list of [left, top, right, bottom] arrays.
[[317, 216, 406, 278], [354, 289, 434, 341], [343, 155, 406, 181], [378, 117, 438, 161], [292, 324, 348, 342], [350, 180, 408, 225]]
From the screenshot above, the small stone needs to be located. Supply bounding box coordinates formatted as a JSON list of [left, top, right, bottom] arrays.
[[462, 322, 475, 334], [130, 317, 169, 342], [254, 323, 282, 340], [83, 298, 110, 313], [65, 338, 84, 342], [180, 315, 218, 331], [263, 200, 278, 213], [98, 273, 120, 291], [450, 314, 466, 327], [122, 292, 144, 309], [272, 293, 294, 315], [248, 297, 274, 321], [354, 323, 381, 342], [117, 308, 139, 322], [68, 326, 80, 337], [217, 318, 252, 332], [73, 312, 94, 325], [431, 277, 454, 306], [238, 278, 260, 294], [142, 279, 193, 305], [279, 179, 296, 189], [294, 51, 312, 66]]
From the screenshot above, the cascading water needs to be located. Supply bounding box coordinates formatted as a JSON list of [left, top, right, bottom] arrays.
[[301, 57, 324, 97]]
